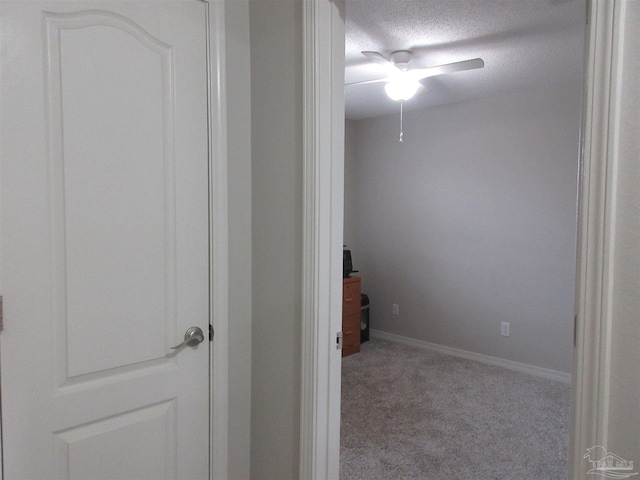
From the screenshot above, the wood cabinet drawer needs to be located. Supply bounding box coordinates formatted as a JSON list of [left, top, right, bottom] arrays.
[[342, 342, 360, 357], [342, 312, 359, 337], [342, 277, 361, 316], [342, 276, 361, 357], [342, 313, 360, 357]]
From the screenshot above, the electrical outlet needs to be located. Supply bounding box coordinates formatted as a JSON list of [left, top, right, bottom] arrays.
[[501, 322, 511, 337], [392, 304, 399, 316]]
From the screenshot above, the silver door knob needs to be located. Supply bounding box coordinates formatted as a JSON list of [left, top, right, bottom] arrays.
[[171, 326, 205, 349]]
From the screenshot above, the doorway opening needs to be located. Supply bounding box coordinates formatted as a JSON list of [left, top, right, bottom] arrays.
[[340, 0, 585, 477]]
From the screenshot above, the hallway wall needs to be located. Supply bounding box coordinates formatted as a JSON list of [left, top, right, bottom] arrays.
[[249, 0, 303, 477]]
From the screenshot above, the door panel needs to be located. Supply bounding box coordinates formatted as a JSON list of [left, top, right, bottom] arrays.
[[55, 401, 177, 479], [0, 2, 210, 478], [50, 10, 174, 380]]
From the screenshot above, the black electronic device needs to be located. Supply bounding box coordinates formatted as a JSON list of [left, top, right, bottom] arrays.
[[343, 247, 358, 278], [360, 293, 370, 343]]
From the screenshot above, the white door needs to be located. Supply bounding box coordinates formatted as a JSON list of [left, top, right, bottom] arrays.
[[0, 2, 210, 478]]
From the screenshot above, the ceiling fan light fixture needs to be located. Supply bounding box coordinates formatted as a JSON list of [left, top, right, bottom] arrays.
[[384, 76, 419, 102]]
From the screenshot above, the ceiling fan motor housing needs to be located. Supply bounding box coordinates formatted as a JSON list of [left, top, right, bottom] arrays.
[[390, 50, 412, 71]]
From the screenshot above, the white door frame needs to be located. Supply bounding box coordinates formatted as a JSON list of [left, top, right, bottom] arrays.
[[568, 0, 630, 476], [300, 0, 345, 478], [299, 0, 618, 477], [205, 1, 229, 479]]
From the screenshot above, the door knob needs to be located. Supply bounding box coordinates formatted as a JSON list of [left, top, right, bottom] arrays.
[[171, 326, 205, 349]]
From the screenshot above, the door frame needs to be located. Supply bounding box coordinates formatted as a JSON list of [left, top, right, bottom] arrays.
[[300, 0, 345, 478], [205, 1, 229, 479], [568, 0, 626, 476], [299, 0, 616, 477]]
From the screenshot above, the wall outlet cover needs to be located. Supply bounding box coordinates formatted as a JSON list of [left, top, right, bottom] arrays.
[[501, 322, 511, 337]]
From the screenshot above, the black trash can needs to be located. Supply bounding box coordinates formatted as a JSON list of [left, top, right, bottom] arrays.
[[360, 293, 370, 343]]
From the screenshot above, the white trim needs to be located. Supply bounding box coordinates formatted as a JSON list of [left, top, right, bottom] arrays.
[[370, 330, 571, 383], [300, 0, 344, 478], [205, 1, 229, 478], [569, 0, 621, 477]]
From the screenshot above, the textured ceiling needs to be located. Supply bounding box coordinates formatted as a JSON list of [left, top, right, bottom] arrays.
[[345, 0, 587, 120]]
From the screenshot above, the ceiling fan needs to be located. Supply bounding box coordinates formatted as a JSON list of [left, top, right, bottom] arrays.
[[347, 50, 485, 102]]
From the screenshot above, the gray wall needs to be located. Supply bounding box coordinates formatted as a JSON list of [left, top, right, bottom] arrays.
[[343, 119, 358, 249], [249, 0, 302, 478], [225, 1, 252, 478], [345, 82, 581, 373]]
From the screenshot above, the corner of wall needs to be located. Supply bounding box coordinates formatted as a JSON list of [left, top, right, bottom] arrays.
[[224, 1, 252, 478]]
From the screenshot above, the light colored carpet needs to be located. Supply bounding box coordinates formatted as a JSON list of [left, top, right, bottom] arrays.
[[340, 339, 570, 479]]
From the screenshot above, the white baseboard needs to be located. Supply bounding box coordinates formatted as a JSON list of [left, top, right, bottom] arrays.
[[369, 329, 572, 384]]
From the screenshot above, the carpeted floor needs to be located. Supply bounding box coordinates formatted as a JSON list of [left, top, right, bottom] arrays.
[[340, 339, 570, 480]]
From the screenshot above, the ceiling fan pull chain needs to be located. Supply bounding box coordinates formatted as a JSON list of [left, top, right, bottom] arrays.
[[399, 101, 404, 143]]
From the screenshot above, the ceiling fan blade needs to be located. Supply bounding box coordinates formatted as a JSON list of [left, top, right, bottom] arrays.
[[345, 77, 389, 87], [345, 52, 395, 87], [409, 58, 485, 81], [361, 51, 391, 65], [347, 56, 483, 88]]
